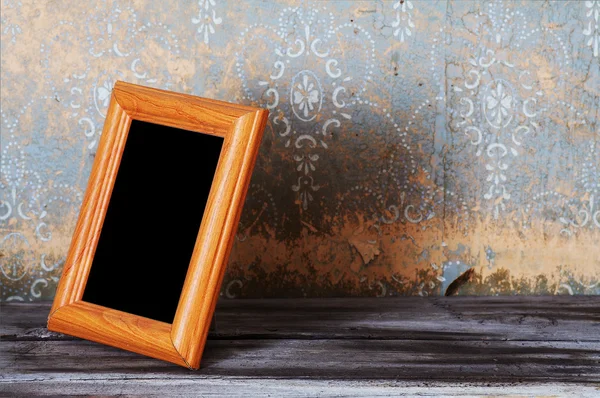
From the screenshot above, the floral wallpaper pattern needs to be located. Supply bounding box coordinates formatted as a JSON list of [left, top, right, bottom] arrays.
[[1, 0, 598, 301]]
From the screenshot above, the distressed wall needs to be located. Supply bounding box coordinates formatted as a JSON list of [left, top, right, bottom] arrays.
[[1, 0, 598, 301]]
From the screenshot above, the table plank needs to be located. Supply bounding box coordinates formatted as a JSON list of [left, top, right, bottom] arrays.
[[2, 339, 599, 382], [2, 377, 599, 397], [2, 296, 599, 342]]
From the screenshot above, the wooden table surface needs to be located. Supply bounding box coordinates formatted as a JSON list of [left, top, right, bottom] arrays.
[[1, 296, 599, 396]]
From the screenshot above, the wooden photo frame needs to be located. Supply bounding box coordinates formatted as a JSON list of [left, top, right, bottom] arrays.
[[48, 81, 268, 369]]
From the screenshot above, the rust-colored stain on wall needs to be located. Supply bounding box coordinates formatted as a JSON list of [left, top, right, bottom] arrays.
[[1, 0, 598, 301]]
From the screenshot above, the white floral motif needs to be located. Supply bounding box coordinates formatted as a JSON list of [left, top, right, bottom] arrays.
[[235, 7, 375, 210], [451, 49, 543, 219], [392, 0, 415, 42], [583, 1, 600, 57], [484, 80, 513, 128], [292, 72, 321, 120], [192, 0, 222, 45]]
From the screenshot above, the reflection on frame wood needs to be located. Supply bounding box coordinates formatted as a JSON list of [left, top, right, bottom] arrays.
[[47, 81, 268, 369]]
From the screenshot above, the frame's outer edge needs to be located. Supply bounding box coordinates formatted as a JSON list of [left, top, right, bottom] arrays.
[[171, 109, 269, 369], [48, 80, 269, 370]]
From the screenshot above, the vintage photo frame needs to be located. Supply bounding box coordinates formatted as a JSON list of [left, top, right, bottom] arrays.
[[48, 81, 268, 369]]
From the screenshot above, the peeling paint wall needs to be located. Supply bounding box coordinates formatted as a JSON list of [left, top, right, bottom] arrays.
[[1, 0, 598, 301]]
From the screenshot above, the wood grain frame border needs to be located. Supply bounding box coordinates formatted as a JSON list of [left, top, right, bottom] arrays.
[[48, 81, 268, 369]]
